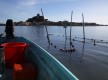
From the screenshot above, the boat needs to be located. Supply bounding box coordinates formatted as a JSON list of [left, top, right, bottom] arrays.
[[0, 37, 78, 80]]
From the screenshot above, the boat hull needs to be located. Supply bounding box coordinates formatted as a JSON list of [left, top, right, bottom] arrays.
[[0, 37, 78, 80]]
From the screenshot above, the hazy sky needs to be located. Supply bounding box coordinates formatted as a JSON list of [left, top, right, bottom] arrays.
[[0, 0, 108, 24]]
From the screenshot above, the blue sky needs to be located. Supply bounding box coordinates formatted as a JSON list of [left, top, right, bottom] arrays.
[[0, 0, 108, 24]]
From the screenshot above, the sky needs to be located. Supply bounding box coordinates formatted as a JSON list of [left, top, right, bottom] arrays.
[[0, 0, 108, 24]]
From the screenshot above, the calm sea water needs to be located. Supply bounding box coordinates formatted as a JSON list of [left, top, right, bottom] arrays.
[[0, 26, 108, 80]]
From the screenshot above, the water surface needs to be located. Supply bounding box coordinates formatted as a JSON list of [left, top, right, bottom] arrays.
[[0, 26, 108, 80]]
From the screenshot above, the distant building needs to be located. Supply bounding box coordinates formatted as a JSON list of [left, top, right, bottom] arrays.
[[26, 13, 44, 23], [14, 21, 31, 26]]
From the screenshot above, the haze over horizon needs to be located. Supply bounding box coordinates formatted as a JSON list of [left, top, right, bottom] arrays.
[[0, 0, 108, 25]]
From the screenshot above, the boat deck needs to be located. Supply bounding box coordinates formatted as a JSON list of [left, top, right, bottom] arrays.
[[0, 68, 13, 80], [0, 48, 12, 80], [0, 51, 37, 80]]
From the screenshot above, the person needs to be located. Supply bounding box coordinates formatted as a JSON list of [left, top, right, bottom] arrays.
[[5, 19, 14, 38]]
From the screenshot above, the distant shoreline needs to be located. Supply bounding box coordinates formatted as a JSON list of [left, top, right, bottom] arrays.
[[0, 22, 108, 26], [0, 24, 108, 27], [13, 21, 108, 26]]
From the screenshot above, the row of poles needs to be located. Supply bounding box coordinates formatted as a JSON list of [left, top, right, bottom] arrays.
[[41, 9, 86, 52]]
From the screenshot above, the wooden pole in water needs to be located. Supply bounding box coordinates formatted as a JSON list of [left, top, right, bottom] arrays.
[[65, 27, 67, 40], [63, 21, 67, 50], [65, 31, 67, 50], [41, 8, 50, 44], [82, 13, 85, 42], [70, 11, 73, 46]]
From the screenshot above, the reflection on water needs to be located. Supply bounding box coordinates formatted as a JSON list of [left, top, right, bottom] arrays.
[[80, 42, 85, 62], [0, 26, 108, 80]]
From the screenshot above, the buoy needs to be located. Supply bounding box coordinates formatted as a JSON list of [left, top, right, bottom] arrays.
[[62, 49, 64, 52], [94, 40, 96, 46], [82, 41, 85, 43], [101, 40, 103, 41], [60, 49, 62, 51], [54, 46, 57, 48], [73, 48, 75, 52], [50, 43, 53, 45], [65, 49, 68, 52], [72, 45, 74, 47], [70, 49, 72, 52], [68, 49, 70, 52]]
